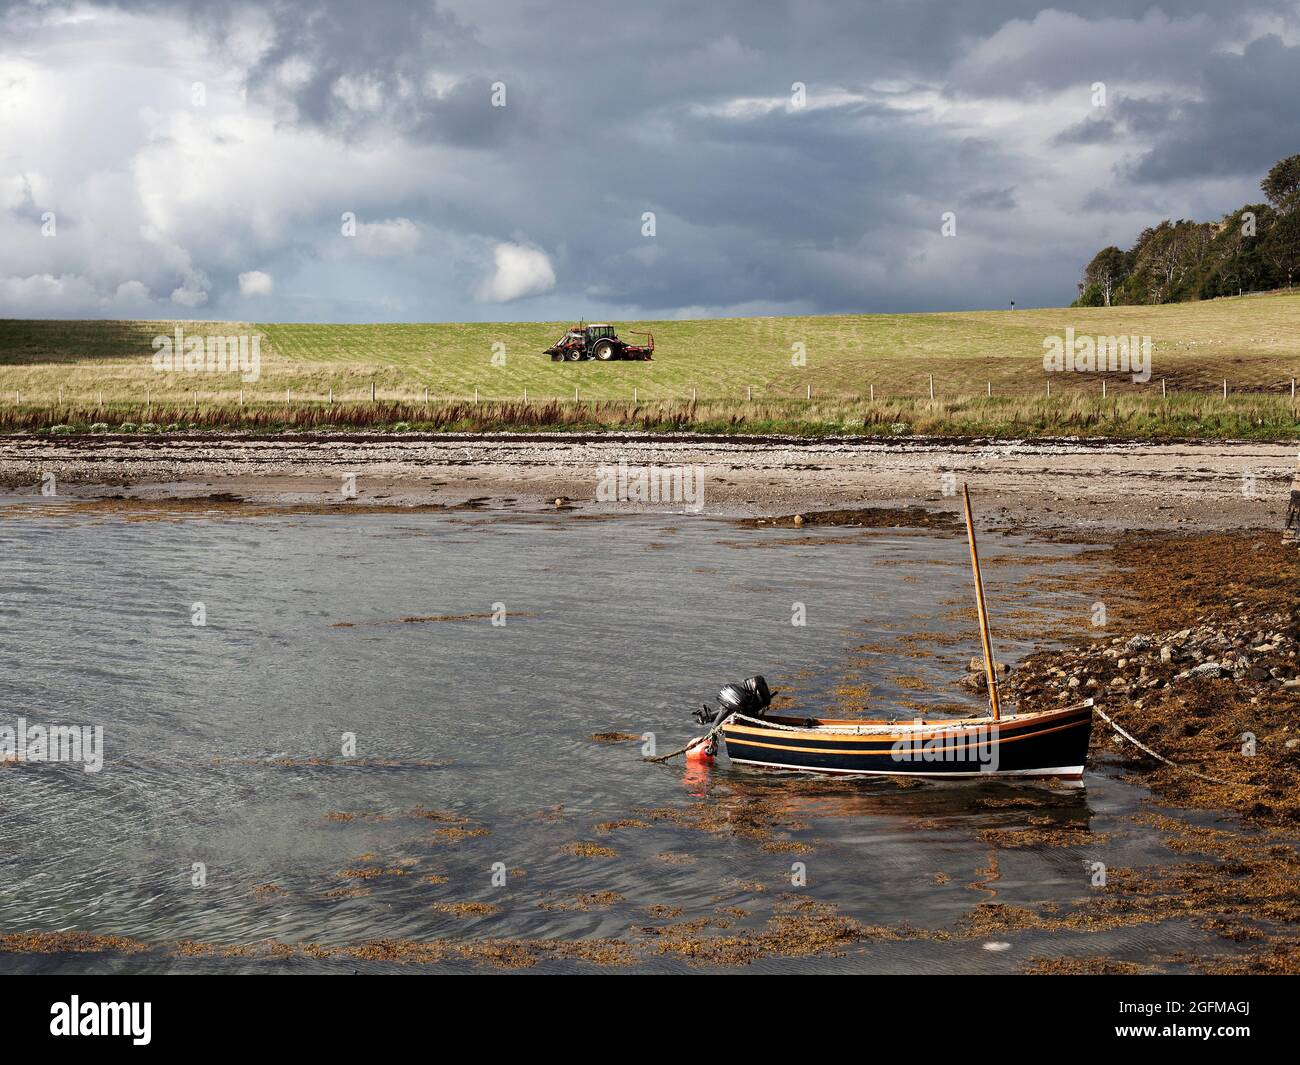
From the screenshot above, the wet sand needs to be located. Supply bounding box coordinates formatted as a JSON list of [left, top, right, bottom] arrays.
[[0, 432, 1294, 531]]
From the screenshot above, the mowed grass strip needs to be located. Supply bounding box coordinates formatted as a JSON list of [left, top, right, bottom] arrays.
[[0, 291, 1297, 438]]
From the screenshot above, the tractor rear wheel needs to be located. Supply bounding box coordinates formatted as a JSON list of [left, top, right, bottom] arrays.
[[593, 340, 616, 361]]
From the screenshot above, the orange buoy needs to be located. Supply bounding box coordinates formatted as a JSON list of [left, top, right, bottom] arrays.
[[684, 735, 716, 764]]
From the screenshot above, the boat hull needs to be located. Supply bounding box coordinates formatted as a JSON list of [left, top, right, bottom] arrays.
[[720, 703, 1092, 779]]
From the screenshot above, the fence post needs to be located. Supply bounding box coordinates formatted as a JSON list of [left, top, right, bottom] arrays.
[[328, 387, 333, 405], [747, 385, 752, 401], [1161, 378, 1166, 398], [424, 386, 429, 403], [1046, 380, 1051, 398], [869, 384, 874, 402], [523, 387, 528, 404], [806, 383, 811, 400], [1222, 378, 1228, 399], [928, 374, 934, 400], [1102, 380, 1107, 399], [692, 387, 697, 403], [1284, 454, 1300, 545], [575, 385, 580, 402], [986, 381, 991, 397], [474, 386, 479, 404], [633, 386, 638, 404]]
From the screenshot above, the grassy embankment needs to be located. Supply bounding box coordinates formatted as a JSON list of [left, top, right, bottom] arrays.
[[0, 290, 1297, 438]]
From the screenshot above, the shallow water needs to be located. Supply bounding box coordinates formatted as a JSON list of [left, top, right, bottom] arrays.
[[0, 506, 1236, 972]]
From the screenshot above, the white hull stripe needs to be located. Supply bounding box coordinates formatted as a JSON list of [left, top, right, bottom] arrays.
[[726, 756, 1084, 778]]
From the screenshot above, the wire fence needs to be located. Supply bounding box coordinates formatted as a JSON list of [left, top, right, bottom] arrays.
[[4, 375, 1299, 409]]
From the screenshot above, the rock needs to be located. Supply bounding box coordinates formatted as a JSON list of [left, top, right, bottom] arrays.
[[1125, 635, 1152, 653], [1285, 738, 1300, 750], [1188, 662, 1227, 679], [793, 514, 805, 526], [958, 672, 987, 692], [1281, 678, 1300, 691], [967, 657, 1010, 675], [1159, 645, 1174, 663], [1067, 676, 1081, 689]]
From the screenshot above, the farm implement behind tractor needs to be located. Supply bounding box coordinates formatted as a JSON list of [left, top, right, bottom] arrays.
[[544, 323, 654, 361]]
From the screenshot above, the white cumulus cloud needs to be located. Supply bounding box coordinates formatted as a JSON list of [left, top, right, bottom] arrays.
[[238, 270, 274, 296], [475, 242, 555, 303]]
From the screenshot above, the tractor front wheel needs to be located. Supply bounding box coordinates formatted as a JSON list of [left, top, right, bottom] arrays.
[[593, 340, 616, 361], [565, 348, 583, 361]]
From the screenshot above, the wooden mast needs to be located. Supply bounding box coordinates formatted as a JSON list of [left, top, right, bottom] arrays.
[[962, 484, 1001, 721]]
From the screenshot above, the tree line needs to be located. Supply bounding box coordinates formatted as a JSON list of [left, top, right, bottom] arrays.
[[1073, 154, 1300, 306]]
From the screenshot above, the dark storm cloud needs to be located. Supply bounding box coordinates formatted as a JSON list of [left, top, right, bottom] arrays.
[[1055, 97, 1179, 146], [1125, 35, 1300, 184], [961, 187, 1018, 210]]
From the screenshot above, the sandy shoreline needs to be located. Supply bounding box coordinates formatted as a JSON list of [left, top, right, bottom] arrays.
[[0, 432, 1293, 531]]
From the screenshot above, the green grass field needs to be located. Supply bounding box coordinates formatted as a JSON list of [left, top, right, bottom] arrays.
[[1, 290, 1297, 438]]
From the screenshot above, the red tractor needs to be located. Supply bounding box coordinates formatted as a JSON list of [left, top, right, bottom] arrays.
[[544, 323, 654, 362]]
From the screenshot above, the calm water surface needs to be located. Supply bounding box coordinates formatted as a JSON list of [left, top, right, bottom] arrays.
[[0, 506, 1232, 972]]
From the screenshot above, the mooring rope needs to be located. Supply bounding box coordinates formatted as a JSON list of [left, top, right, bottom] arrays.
[[643, 715, 734, 763], [1092, 704, 1257, 789]]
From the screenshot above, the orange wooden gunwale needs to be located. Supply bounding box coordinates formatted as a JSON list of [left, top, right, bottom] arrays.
[[722, 716, 1090, 756], [726, 703, 1088, 746]]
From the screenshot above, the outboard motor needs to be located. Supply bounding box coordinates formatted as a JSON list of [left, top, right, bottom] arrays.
[[743, 675, 773, 709], [693, 675, 773, 724]]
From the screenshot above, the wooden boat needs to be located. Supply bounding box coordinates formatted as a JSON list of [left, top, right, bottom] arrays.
[[682, 485, 1094, 780], [719, 700, 1093, 778]]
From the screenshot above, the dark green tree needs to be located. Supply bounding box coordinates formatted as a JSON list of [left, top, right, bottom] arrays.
[[1261, 154, 1300, 211], [1074, 152, 1300, 303], [1262, 208, 1300, 288], [1081, 246, 1129, 306]]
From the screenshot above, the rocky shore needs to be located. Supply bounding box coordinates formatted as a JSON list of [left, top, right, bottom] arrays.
[[1009, 612, 1298, 706], [1005, 531, 1299, 822]]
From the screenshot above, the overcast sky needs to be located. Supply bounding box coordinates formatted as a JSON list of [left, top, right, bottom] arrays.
[[1, 0, 1297, 322]]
